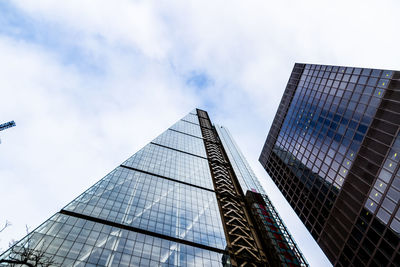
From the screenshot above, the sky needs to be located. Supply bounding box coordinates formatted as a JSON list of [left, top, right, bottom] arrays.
[[0, 0, 399, 266]]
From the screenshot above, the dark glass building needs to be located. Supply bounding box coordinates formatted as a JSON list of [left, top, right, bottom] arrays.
[[259, 63, 400, 266], [1, 109, 307, 267]]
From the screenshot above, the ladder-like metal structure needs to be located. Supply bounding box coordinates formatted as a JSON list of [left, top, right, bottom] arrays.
[[197, 109, 268, 267]]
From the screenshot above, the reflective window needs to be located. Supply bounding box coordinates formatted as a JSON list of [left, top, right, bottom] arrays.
[[181, 113, 200, 125], [0, 111, 230, 266], [275, 64, 387, 197], [152, 129, 206, 158], [215, 125, 264, 193], [123, 143, 213, 189], [0, 214, 227, 266], [169, 120, 202, 138], [65, 167, 226, 249], [368, 133, 400, 230]]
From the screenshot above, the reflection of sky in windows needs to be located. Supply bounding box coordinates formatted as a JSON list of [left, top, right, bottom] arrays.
[[2, 213, 226, 266], [276, 65, 390, 191], [169, 120, 203, 138], [215, 125, 264, 194], [65, 167, 226, 249], [1, 111, 229, 266], [152, 129, 206, 158], [123, 143, 213, 190], [181, 113, 200, 125]]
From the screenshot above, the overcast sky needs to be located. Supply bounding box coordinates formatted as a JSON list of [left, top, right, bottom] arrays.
[[1, 1, 399, 266]]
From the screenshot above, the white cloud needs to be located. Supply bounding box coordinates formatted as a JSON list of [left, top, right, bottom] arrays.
[[13, 0, 170, 59], [1, 0, 400, 265], [0, 32, 195, 254]]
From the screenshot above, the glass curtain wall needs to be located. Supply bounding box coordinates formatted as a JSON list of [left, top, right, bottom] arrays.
[[0, 110, 228, 266]]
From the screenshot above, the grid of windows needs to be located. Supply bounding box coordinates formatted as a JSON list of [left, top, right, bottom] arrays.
[[123, 143, 213, 190], [169, 120, 203, 138], [1, 111, 230, 267], [65, 167, 226, 249], [0, 213, 226, 267], [270, 64, 391, 240], [260, 63, 400, 266], [276, 64, 390, 191], [152, 129, 207, 158], [268, 144, 336, 239], [366, 133, 400, 233], [216, 125, 264, 193], [181, 113, 200, 125]]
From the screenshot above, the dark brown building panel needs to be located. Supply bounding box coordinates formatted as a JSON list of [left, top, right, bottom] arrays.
[[260, 64, 400, 266]]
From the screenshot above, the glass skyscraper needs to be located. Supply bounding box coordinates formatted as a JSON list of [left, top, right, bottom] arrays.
[[260, 64, 400, 266], [1, 109, 306, 266]]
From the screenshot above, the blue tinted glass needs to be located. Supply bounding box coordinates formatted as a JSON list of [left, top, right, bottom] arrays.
[[65, 167, 226, 248], [275, 64, 388, 193], [0, 111, 231, 267], [123, 143, 213, 189], [1, 214, 227, 266], [152, 129, 206, 157]]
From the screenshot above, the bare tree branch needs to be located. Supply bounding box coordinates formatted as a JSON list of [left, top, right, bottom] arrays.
[[0, 258, 35, 267], [0, 229, 58, 266], [0, 221, 11, 234]]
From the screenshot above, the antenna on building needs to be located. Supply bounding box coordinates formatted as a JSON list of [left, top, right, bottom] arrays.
[[0, 120, 16, 144]]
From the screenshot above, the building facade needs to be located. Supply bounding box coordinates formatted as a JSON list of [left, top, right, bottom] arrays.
[[1, 109, 306, 266], [259, 63, 400, 266]]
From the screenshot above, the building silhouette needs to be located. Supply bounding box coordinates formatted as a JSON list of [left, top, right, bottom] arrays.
[[1, 109, 306, 266], [259, 64, 400, 266]]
